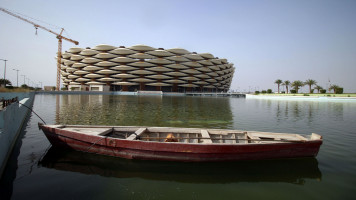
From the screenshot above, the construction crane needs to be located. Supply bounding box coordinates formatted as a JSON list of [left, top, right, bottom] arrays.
[[0, 7, 79, 91]]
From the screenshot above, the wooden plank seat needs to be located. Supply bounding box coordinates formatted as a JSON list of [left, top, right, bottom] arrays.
[[126, 128, 147, 140], [247, 131, 307, 143], [62, 127, 113, 136], [200, 130, 213, 144]]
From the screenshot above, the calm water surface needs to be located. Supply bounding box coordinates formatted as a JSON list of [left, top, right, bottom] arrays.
[[1, 94, 356, 200]]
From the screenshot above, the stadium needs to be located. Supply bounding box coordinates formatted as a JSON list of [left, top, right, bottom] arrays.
[[60, 44, 235, 92]]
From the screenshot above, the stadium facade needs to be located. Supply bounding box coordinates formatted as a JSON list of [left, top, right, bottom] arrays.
[[60, 44, 235, 92]]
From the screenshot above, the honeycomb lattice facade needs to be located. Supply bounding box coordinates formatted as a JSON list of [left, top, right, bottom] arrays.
[[61, 44, 235, 92]]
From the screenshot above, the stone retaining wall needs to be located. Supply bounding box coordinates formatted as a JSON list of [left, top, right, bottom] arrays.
[[0, 92, 35, 178]]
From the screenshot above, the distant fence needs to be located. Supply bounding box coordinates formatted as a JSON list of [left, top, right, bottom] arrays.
[[37, 91, 245, 97], [1, 97, 19, 109], [185, 92, 246, 98]]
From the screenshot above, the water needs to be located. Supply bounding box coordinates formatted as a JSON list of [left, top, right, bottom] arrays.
[[1, 94, 356, 199]]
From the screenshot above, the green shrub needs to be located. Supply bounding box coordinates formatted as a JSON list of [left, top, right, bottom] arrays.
[[261, 90, 267, 94], [303, 94, 309, 96], [267, 89, 272, 93], [255, 91, 260, 95], [281, 91, 285, 94], [320, 89, 326, 94], [21, 84, 29, 89], [290, 90, 296, 94], [310, 89, 314, 93], [336, 88, 343, 94]]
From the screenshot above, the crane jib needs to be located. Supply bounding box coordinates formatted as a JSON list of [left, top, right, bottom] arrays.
[[0, 7, 79, 91]]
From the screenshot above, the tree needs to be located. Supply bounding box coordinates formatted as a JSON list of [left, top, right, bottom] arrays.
[[21, 84, 29, 88], [291, 80, 304, 93], [274, 79, 282, 93], [0, 78, 12, 86], [282, 80, 290, 94], [314, 85, 323, 93], [304, 79, 317, 93], [329, 84, 340, 94]]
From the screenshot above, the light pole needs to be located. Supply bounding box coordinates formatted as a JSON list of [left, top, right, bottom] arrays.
[[13, 68, 19, 87], [0, 59, 8, 87], [21, 75, 26, 86]]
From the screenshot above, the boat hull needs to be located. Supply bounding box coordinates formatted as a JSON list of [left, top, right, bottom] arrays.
[[41, 125, 322, 162]]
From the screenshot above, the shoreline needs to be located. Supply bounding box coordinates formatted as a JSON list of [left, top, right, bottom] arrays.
[[246, 94, 356, 101]]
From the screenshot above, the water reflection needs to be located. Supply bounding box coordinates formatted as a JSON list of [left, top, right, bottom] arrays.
[[328, 103, 344, 121], [56, 95, 234, 129], [270, 100, 346, 125], [39, 147, 321, 185], [0, 118, 29, 199], [5, 95, 356, 200]]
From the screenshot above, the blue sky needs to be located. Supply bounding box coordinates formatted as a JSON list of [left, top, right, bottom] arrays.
[[1, 0, 355, 92]]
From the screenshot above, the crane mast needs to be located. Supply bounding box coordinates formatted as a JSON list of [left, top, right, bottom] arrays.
[[0, 7, 79, 91]]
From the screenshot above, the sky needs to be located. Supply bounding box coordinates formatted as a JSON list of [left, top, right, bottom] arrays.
[[0, 0, 355, 92]]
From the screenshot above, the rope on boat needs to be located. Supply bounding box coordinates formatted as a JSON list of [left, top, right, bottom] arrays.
[[16, 100, 47, 124], [85, 136, 107, 153], [37, 144, 53, 165]]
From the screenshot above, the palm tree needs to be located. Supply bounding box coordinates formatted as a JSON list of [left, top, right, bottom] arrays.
[[304, 79, 317, 93], [0, 78, 12, 86], [274, 79, 282, 93], [283, 80, 290, 94], [329, 84, 340, 94], [314, 85, 323, 93], [291, 80, 304, 93]]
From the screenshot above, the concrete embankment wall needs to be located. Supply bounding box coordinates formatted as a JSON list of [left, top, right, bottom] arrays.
[[0, 92, 35, 178]]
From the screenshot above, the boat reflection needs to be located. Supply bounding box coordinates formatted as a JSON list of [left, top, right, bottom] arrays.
[[39, 146, 322, 185]]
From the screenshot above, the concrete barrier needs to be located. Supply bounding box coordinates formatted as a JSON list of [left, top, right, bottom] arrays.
[[0, 92, 35, 178]]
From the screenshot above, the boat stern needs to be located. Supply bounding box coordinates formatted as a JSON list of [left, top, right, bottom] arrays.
[[311, 133, 322, 140]]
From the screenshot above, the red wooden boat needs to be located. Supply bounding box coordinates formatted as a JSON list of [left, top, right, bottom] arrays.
[[38, 123, 323, 162]]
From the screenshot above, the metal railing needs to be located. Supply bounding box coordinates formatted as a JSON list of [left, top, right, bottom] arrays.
[[1, 97, 18, 109]]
